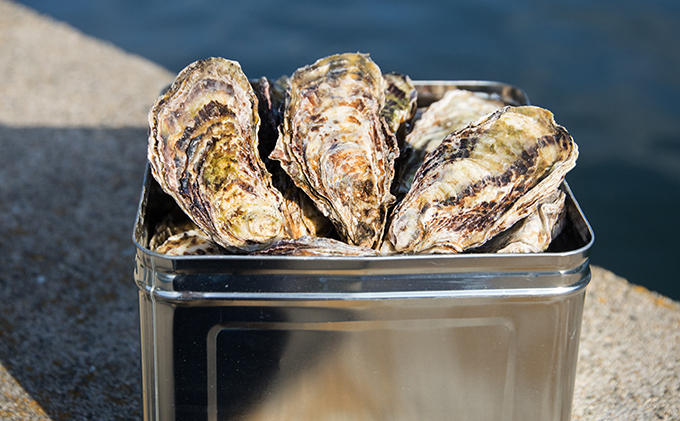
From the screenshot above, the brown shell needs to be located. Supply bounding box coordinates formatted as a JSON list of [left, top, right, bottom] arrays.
[[386, 106, 578, 254], [270, 53, 398, 248], [149, 210, 223, 255], [252, 76, 288, 161], [275, 175, 337, 239], [148, 57, 288, 253]]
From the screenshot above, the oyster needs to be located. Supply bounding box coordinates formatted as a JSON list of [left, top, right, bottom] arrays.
[[386, 105, 578, 254], [256, 236, 379, 257], [270, 53, 398, 248], [149, 211, 223, 256], [394, 89, 504, 198], [148, 57, 288, 253]]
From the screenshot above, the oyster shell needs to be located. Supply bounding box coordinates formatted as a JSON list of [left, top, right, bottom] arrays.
[[386, 105, 578, 254], [381, 72, 418, 136], [256, 236, 379, 256], [253, 76, 288, 159], [477, 189, 566, 253], [254, 76, 335, 239], [276, 176, 337, 238], [148, 210, 199, 252], [394, 89, 504, 198], [148, 57, 288, 253], [270, 53, 398, 248], [155, 230, 223, 256], [149, 211, 223, 256]]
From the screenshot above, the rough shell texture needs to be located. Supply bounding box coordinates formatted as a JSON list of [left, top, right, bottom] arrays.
[[381, 72, 418, 136], [155, 230, 223, 255], [395, 89, 504, 198], [253, 76, 335, 239], [479, 188, 566, 253], [275, 176, 337, 238], [148, 210, 201, 252], [148, 57, 287, 252], [386, 105, 578, 254], [256, 236, 379, 256], [270, 53, 398, 248], [149, 210, 223, 255]]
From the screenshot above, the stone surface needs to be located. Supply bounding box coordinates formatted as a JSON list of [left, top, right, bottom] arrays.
[[0, 1, 678, 419], [0, 0, 172, 128], [573, 266, 680, 420]]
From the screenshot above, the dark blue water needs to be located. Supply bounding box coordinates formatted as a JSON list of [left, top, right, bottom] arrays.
[[19, 0, 680, 299]]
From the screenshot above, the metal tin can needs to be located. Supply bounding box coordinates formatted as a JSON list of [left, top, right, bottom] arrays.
[[133, 81, 594, 421]]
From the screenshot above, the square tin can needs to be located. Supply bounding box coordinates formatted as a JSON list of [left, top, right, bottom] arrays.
[[133, 81, 594, 421]]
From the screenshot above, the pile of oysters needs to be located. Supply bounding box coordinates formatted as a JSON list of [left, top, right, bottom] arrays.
[[147, 53, 578, 257]]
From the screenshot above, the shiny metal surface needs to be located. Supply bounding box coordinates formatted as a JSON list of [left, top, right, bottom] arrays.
[[133, 81, 594, 421]]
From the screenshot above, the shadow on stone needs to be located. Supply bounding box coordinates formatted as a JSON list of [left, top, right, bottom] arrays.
[[0, 125, 148, 419]]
